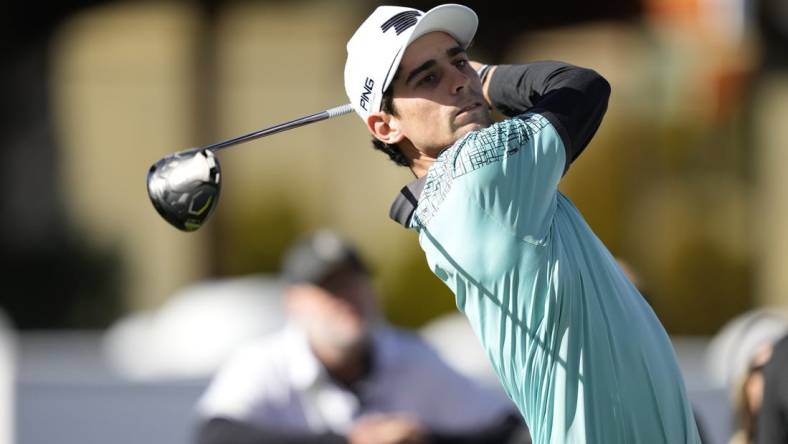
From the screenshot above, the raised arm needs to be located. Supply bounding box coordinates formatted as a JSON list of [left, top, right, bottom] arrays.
[[473, 61, 611, 171]]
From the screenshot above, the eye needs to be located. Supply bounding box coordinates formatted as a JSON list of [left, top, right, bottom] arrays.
[[417, 73, 438, 86]]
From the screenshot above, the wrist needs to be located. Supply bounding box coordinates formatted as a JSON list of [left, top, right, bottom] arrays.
[[480, 65, 497, 108], [476, 64, 491, 84]]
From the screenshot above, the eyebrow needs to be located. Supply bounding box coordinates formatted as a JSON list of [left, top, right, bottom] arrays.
[[404, 45, 466, 85]]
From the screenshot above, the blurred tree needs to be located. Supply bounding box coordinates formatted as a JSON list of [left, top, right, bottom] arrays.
[[216, 198, 307, 276], [1, 0, 124, 328], [377, 244, 457, 329], [0, 237, 123, 329]]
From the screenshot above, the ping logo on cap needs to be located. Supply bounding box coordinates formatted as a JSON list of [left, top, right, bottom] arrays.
[[381, 10, 421, 35], [360, 77, 375, 111]]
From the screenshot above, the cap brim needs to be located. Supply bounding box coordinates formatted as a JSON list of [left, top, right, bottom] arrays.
[[409, 4, 478, 49], [381, 4, 478, 93]]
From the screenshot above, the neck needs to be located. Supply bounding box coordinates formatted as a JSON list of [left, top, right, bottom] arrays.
[[399, 141, 438, 178], [409, 156, 435, 178]]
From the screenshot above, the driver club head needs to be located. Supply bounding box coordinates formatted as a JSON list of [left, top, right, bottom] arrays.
[[147, 149, 221, 232]]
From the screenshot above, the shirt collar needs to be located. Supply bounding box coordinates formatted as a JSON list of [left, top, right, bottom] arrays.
[[284, 324, 323, 390], [389, 176, 426, 227]]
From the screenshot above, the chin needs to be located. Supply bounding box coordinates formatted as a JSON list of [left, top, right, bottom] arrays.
[[456, 114, 492, 133], [456, 122, 485, 138]]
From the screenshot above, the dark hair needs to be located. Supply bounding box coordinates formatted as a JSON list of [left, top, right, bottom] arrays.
[[281, 229, 369, 286], [371, 87, 410, 167]]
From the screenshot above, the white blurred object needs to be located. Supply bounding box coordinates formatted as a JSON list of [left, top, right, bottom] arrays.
[[0, 310, 16, 444], [103, 274, 285, 380], [420, 312, 500, 388], [706, 307, 788, 388]]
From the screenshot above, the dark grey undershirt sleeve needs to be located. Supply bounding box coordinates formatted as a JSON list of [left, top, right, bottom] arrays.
[[487, 62, 611, 171], [195, 418, 347, 444]]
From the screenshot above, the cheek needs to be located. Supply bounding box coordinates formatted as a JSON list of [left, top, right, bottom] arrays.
[[289, 293, 335, 321], [397, 99, 446, 133]]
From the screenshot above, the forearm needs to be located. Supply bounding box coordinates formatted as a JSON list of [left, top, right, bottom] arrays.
[[196, 418, 347, 444], [473, 61, 610, 169]]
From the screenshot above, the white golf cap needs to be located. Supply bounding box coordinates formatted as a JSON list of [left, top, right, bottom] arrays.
[[344, 4, 478, 121]]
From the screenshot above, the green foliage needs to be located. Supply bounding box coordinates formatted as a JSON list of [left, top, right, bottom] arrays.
[[216, 198, 306, 276], [0, 235, 124, 329], [654, 239, 752, 334]]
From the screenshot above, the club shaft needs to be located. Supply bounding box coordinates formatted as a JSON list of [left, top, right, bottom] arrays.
[[186, 104, 354, 155]]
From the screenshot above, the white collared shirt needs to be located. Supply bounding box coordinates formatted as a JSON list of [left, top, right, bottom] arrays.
[[197, 323, 515, 434]]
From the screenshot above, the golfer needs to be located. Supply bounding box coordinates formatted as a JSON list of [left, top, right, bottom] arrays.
[[343, 4, 701, 443]]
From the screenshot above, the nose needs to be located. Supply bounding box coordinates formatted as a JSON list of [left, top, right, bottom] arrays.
[[450, 66, 471, 94]]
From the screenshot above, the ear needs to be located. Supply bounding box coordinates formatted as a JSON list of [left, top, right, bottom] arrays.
[[366, 111, 404, 145]]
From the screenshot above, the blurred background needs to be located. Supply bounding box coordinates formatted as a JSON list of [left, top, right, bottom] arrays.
[[2, 0, 788, 442]]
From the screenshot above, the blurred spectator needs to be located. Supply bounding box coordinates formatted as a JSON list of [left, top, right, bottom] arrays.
[[707, 308, 788, 389], [195, 229, 530, 444], [730, 338, 775, 444], [706, 308, 788, 444], [756, 333, 788, 443], [0, 311, 13, 444]]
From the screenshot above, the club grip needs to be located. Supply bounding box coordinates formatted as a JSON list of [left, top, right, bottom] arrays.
[[326, 104, 353, 118]]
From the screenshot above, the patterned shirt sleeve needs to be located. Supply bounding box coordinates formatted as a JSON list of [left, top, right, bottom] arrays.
[[446, 113, 566, 243]]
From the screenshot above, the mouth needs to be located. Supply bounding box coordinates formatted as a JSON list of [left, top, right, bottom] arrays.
[[456, 102, 483, 117]]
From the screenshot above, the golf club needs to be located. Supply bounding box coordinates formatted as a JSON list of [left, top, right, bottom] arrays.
[[147, 103, 354, 232]]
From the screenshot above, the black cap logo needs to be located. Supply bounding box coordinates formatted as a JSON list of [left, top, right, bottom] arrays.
[[381, 11, 421, 35]]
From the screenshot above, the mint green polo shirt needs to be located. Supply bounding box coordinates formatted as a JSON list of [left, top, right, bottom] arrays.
[[403, 113, 700, 444]]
